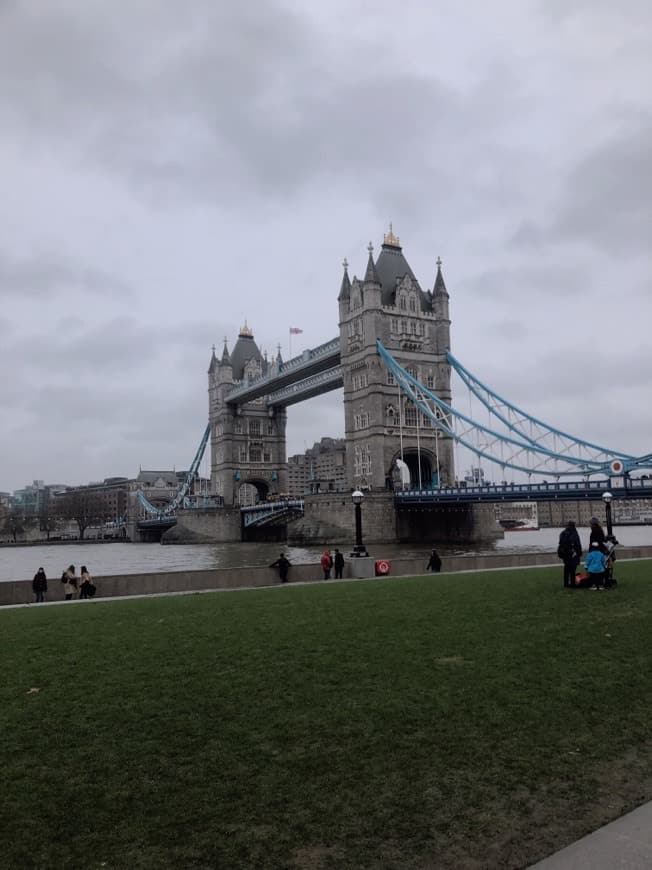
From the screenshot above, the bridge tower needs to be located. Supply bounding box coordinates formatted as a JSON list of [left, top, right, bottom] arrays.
[[207, 323, 288, 506], [338, 228, 455, 491]]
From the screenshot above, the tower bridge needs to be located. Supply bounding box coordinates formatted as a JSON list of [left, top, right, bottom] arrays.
[[136, 227, 652, 545]]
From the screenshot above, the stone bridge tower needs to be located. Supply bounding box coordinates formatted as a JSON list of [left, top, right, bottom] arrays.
[[207, 323, 288, 506], [338, 228, 454, 492]]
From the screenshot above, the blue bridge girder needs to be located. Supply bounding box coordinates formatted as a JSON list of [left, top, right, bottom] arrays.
[[241, 499, 305, 527], [225, 337, 341, 406], [137, 517, 178, 529], [395, 478, 652, 506]]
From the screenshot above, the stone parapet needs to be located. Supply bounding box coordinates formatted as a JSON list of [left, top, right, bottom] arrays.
[[3, 547, 651, 607]]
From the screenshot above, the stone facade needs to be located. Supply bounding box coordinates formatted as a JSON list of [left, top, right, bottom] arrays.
[[287, 437, 347, 496], [338, 229, 455, 492], [208, 324, 289, 507]]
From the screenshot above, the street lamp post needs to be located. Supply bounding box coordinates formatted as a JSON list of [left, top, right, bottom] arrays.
[[351, 489, 369, 557], [602, 491, 613, 538]]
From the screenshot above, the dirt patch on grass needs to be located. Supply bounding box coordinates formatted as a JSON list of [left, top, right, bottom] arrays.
[[433, 656, 468, 665], [292, 845, 341, 868]]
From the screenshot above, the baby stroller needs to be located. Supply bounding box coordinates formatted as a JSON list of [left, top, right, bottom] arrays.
[[603, 535, 618, 588]]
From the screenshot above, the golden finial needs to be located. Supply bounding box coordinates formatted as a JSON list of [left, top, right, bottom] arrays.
[[383, 222, 401, 247], [239, 319, 253, 338]]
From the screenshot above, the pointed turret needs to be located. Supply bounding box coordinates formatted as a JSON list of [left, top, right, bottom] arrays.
[[338, 257, 351, 302], [208, 344, 218, 375], [221, 338, 231, 366], [364, 242, 381, 286], [432, 256, 451, 354], [433, 256, 448, 295]]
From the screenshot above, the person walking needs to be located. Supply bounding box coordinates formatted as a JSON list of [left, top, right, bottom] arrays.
[[585, 542, 608, 590], [320, 550, 333, 580], [32, 568, 47, 603], [557, 521, 582, 588], [79, 565, 96, 599], [270, 553, 291, 583], [426, 550, 442, 573], [62, 564, 79, 600], [333, 549, 345, 579]]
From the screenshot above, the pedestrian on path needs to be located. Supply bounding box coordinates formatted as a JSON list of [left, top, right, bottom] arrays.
[[79, 566, 96, 599], [270, 553, 291, 583], [62, 565, 79, 600], [426, 550, 442, 573], [333, 549, 345, 579], [320, 550, 333, 580], [32, 568, 47, 603]]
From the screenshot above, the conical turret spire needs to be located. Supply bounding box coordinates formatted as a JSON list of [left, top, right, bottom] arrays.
[[433, 256, 448, 294], [338, 257, 351, 301], [208, 344, 218, 374], [364, 242, 380, 285], [221, 337, 231, 365]]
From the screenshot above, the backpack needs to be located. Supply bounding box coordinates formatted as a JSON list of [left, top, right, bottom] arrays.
[[61, 571, 68, 584]]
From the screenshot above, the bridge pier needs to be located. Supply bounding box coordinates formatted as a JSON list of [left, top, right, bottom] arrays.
[[395, 502, 503, 544]]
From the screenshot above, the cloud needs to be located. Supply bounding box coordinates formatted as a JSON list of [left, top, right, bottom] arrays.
[[0, 249, 132, 299]]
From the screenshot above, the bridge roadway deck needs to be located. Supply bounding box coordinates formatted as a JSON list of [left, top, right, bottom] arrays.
[[396, 478, 652, 505], [224, 336, 340, 405]]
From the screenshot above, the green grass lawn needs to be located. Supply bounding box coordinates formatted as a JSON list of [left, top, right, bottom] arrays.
[[2, 562, 652, 869]]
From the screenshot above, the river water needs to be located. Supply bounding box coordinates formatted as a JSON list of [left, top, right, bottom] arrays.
[[2, 526, 652, 583]]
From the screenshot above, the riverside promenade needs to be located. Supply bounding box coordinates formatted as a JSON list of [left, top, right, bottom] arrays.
[[3, 545, 652, 606]]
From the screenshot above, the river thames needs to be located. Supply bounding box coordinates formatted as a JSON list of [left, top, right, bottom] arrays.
[[2, 525, 652, 582]]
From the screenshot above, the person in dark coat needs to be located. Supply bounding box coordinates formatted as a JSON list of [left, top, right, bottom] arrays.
[[426, 550, 442, 573], [333, 549, 345, 579], [557, 521, 582, 588], [270, 553, 291, 583], [589, 517, 606, 551], [32, 568, 47, 603]]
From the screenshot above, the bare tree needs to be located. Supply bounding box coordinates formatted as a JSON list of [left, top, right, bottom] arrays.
[[55, 490, 103, 540]]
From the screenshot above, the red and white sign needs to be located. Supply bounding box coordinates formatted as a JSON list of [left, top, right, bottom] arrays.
[[610, 459, 624, 475]]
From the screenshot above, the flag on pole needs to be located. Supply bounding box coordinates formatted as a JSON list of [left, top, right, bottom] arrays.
[[289, 327, 303, 335]]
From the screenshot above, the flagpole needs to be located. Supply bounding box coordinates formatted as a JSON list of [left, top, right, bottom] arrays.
[[289, 327, 292, 359]]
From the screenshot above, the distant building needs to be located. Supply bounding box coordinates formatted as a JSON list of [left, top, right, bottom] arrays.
[[287, 438, 346, 496]]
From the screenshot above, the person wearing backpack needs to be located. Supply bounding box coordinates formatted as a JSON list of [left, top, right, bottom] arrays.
[[79, 565, 96, 599], [62, 564, 79, 600], [557, 521, 582, 588]]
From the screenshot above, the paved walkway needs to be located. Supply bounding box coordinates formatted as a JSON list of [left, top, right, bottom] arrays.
[[530, 799, 652, 869]]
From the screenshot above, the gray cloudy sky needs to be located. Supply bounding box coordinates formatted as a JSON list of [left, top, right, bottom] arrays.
[[1, 0, 650, 491]]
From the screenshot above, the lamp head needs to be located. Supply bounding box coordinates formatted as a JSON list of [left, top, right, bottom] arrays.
[[351, 489, 364, 505], [602, 491, 613, 504]]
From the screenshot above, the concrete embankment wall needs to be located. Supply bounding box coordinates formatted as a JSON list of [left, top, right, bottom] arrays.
[[3, 546, 652, 608]]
